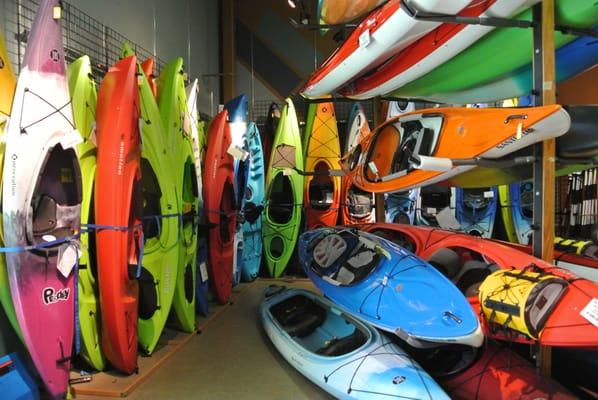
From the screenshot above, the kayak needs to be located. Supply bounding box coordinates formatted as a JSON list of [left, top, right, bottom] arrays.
[[301, 0, 470, 98], [445, 105, 598, 188], [95, 54, 143, 375], [261, 286, 450, 400], [454, 187, 498, 238], [386, 189, 419, 224], [263, 98, 304, 277], [414, 32, 598, 104], [340, 103, 374, 225], [359, 223, 598, 348], [413, 341, 575, 399], [241, 123, 265, 282], [345, 105, 571, 193], [204, 109, 236, 304], [186, 79, 209, 316], [299, 228, 483, 347], [261, 102, 280, 172], [120, 46, 181, 353], [303, 102, 341, 229], [318, 0, 385, 25], [0, 29, 20, 341], [499, 182, 533, 244], [341, 0, 538, 99], [67, 55, 104, 370], [158, 57, 199, 333], [2, 1, 82, 396], [224, 95, 250, 286], [388, 0, 598, 100], [415, 186, 452, 227], [0, 353, 39, 400], [141, 58, 158, 98]]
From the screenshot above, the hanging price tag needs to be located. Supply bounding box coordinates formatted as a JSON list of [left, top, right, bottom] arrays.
[[483, 191, 495, 198], [60, 129, 83, 150], [580, 298, 598, 328], [199, 261, 208, 283], [57, 243, 80, 278], [359, 29, 371, 48]]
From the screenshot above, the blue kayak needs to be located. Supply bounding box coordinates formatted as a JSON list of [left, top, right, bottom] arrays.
[[241, 123, 265, 282], [385, 189, 419, 224], [261, 286, 450, 400], [505, 182, 534, 245], [455, 187, 498, 238], [299, 228, 483, 348], [224, 94, 250, 286]]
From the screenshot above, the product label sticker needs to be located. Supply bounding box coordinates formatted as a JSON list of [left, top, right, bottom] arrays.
[[580, 298, 598, 329], [426, 207, 437, 215], [436, 207, 461, 230], [60, 129, 83, 150], [227, 144, 249, 161], [199, 262, 208, 283], [57, 243, 79, 278], [483, 191, 495, 198], [283, 168, 292, 176], [359, 29, 371, 48]]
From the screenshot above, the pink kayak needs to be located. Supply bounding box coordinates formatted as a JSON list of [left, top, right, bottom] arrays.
[[2, 0, 81, 397]]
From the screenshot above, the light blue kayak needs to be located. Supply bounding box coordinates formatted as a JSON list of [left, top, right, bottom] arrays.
[[455, 187, 498, 238], [504, 182, 534, 244], [224, 95, 250, 286], [299, 228, 483, 348], [242, 123, 265, 282], [261, 286, 450, 400], [385, 189, 419, 224]]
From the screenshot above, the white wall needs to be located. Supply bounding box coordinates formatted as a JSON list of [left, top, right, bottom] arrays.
[[69, 0, 220, 117], [1, 0, 220, 116]]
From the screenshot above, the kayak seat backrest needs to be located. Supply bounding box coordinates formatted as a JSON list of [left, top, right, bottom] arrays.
[[426, 248, 462, 279], [348, 189, 373, 217], [313, 234, 347, 269], [316, 328, 367, 357], [32, 194, 81, 241], [334, 248, 377, 285], [417, 128, 435, 157]]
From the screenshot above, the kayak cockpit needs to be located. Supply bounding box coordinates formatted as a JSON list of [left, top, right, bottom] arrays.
[[310, 231, 380, 286], [269, 293, 368, 357]]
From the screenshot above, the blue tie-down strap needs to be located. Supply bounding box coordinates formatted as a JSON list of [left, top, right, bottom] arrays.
[[82, 222, 145, 278], [0, 232, 80, 253], [74, 253, 81, 354]]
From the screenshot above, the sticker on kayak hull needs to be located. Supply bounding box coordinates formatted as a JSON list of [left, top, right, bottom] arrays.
[[581, 298, 598, 329], [43, 287, 70, 305]]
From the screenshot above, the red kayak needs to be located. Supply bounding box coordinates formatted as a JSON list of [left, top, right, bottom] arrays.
[[203, 110, 236, 304], [439, 342, 574, 399], [95, 55, 143, 374], [358, 223, 598, 348]]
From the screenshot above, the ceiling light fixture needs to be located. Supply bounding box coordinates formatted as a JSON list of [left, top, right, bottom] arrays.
[[287, 0, 297, 9]]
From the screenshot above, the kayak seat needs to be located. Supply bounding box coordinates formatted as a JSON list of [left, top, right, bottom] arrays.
[[426, 248, 462, 279], [32, 194, 81, 241], [333, 248, 377, 285], [316, 329, 367, 357], [281, 304, 326, 338]]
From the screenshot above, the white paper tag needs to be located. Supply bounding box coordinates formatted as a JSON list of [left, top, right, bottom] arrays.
[[436, 207, 461, 230], [42, 234, 57, 242], [483, 190, 495, 198], [218, 104, 224, 113], [283, 168, 292, 176], [183, 112, 191, 135], [199, 261, 208, 283], [227, 144, 248, 161], [325, 192, 333, 203], [60, 129, 83, 150], [359, 29, 371, 48], [90, 122, 97, 147], [580, 298, 598, 328], [57, 243, 79, 278], [426, 207, 437, 215]]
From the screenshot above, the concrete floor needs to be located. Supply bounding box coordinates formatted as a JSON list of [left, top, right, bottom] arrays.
[[77, 279, 332, 400]]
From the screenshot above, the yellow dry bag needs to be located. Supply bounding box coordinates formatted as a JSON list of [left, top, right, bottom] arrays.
[[479, 267, 568, 339]]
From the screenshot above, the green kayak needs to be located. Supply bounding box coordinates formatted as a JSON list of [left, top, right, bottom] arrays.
[[158, 58, 199, 333], [122, 44, 180, 354], [389, 0, 597, 99], [67, 55, 105, 370], [0, 30, 20, 342], [263, 98, 304, 278]]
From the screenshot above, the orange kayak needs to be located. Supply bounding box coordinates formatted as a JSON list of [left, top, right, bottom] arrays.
[[303, 102, 341, 229], [344, 105, 571, 193], [318, 0, 385, 25], [358, 223, 598, 348], [340, 103, 375, 225], [95, 55, 143, 374]]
